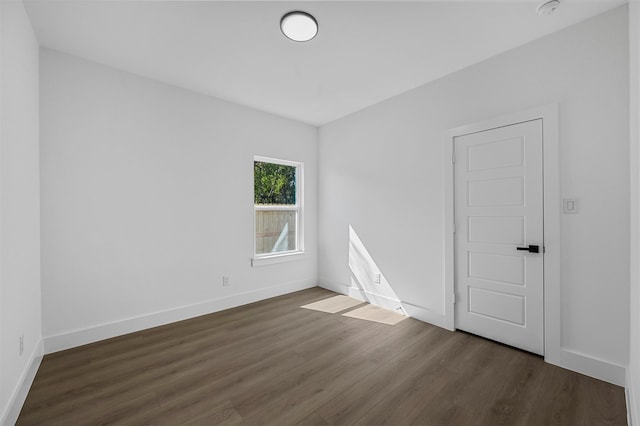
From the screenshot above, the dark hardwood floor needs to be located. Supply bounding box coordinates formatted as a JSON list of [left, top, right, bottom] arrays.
[[18, 287, 627, 425]]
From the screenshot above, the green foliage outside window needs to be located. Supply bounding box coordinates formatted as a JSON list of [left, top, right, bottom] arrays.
[[254, 161, 296, 205]]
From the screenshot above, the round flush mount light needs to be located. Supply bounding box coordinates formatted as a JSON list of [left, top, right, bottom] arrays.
[[537, 0, 560, 16], [280, 11, 318, 42]]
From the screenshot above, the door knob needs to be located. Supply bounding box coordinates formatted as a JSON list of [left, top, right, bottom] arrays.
[[516, 245, 539, 253]]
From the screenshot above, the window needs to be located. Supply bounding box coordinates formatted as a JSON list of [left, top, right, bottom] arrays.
[[254, 157, 303, 261]]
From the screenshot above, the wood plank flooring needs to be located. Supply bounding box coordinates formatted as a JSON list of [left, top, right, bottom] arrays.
[[18, 287, 627, 425]]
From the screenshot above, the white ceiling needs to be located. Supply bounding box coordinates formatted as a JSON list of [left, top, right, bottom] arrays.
[[24, 0, 626, 126]]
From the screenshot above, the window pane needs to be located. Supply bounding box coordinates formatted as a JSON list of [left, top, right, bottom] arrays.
[[255, 210, 297, 254], [254, 161, 296, 205]]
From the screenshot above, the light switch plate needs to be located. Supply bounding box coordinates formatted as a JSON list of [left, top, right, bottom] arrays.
[[563, 198, 578, 214]]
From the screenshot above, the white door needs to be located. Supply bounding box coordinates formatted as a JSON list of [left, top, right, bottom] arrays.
[[454, 119, 544, 355]]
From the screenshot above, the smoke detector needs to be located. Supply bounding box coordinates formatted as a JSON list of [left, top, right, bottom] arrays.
[[537, 0, 560, 15]]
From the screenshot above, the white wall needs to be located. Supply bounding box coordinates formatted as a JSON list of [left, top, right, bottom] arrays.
[[628, 1, 639, 423], [319, 6, 629, 382], [0, 0, 42, 423], [40, 49, 318, 352]]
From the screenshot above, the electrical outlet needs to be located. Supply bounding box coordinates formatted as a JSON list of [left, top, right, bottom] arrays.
[[374, 273, 381, 284], [19, 335, 24, 356], [563, 198, 578, 214], [222, 276, 230, 286]]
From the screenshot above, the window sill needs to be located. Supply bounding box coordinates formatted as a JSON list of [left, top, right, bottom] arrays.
[[251, 251, 306, 267]]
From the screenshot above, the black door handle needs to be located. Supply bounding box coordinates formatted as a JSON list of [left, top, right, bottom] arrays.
[[516, 245, 539, 253]]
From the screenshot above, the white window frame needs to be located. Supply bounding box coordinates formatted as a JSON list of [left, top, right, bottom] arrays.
[[252, 156, 305, 267]]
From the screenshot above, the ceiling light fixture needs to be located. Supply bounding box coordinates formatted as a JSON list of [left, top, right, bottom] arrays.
[[537, 0, 560, 16], [280, 11, 318, 42]]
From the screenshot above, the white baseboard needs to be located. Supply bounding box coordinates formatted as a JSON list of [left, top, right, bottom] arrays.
[[44, 279, 317, 354], [0, 339, 44, 426], [628, 368, 638, 426], [348, 287, 404, 313], [401, 301, 451, 331], [319, 281, 451, 331], [348, 286, 450, 330], [545, 347, 626, 387], [318, 279, 350, 295]]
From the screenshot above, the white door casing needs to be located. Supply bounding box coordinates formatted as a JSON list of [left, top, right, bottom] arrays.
[[454, 119, 544, 355]]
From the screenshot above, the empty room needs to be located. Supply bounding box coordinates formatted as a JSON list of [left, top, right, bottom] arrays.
[[1, 0, 640, 424]]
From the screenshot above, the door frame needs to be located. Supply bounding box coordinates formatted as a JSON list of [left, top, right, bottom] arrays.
[[443, 104, 560, 363]]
